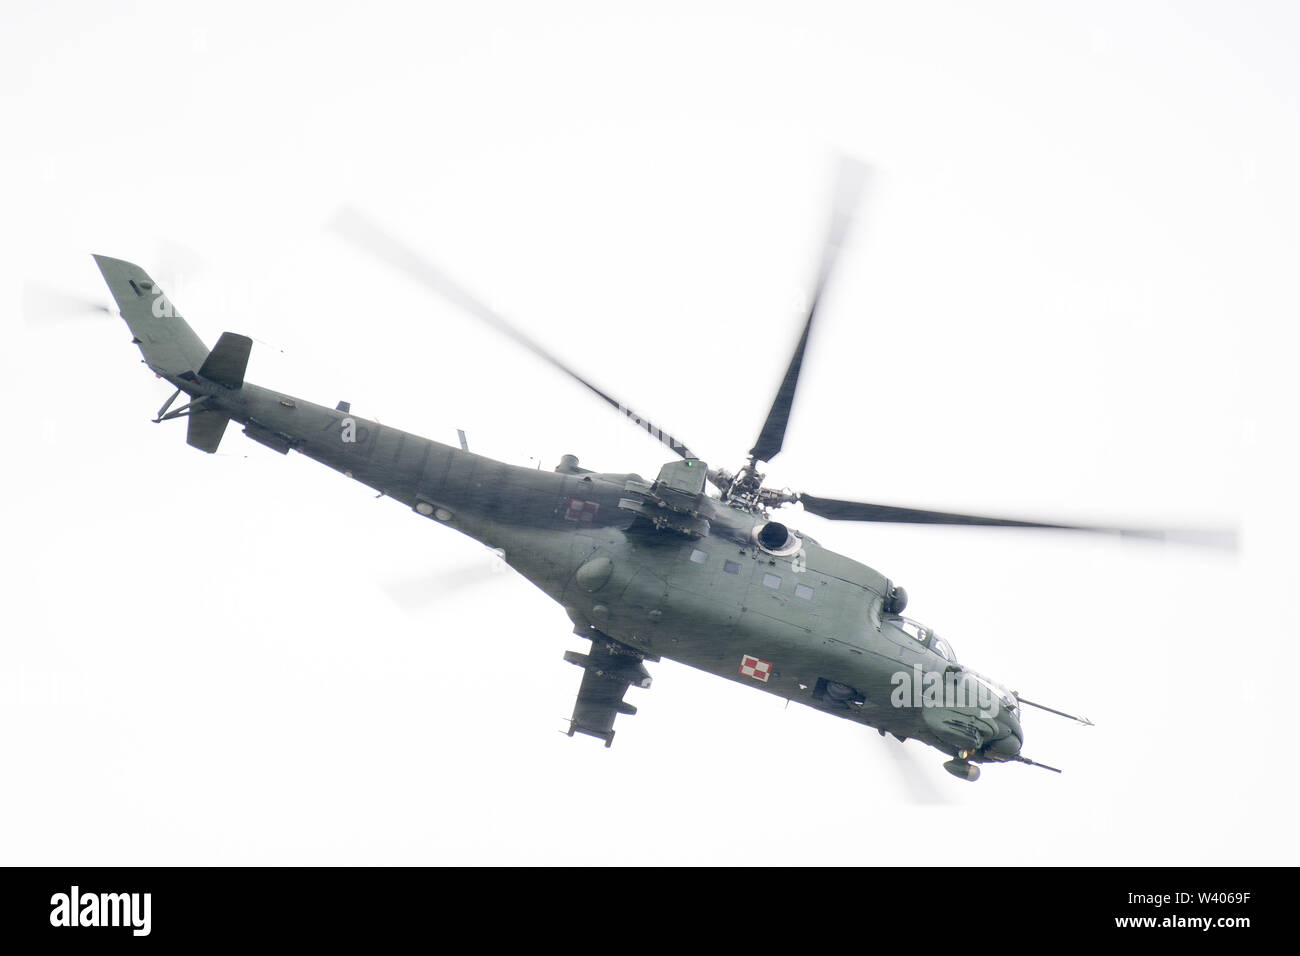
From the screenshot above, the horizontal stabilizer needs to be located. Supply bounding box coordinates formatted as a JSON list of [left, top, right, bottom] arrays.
[[187, 409, 231, 454], [199, 332, 253, 389]]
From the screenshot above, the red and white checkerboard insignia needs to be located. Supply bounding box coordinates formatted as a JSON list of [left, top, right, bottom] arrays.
[[739, 655, 773, 682], [564, 498, 599, 523]]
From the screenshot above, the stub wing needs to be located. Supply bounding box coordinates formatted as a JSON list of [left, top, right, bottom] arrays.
[[563, 634, 653, 748]]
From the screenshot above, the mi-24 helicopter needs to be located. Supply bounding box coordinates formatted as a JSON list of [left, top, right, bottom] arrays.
[[91, 161, 1232, 782]]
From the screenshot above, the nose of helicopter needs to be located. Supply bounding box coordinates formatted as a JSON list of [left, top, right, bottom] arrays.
[[984, 703, 1024, 758]]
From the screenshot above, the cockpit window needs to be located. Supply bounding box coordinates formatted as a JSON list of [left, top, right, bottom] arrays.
[[886, 615, 957, 663], [968, 671, 1016, 711], [893, 617, 929, 644]]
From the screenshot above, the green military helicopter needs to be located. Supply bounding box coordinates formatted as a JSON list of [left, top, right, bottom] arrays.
[[90, 166, 1228, 782]]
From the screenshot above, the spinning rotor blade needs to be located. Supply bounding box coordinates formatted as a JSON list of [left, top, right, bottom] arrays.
[[22, 282, 112, 325], [28, 240, 207, 328], [882, 737, 950, 805], [384, 559, 514, 613], [749, 158, 868, 465], [798, 493, 1237, 549], [330, 207, 698, 460]]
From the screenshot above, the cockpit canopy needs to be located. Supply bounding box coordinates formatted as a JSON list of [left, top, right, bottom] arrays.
[[887, 615, 957, 663]]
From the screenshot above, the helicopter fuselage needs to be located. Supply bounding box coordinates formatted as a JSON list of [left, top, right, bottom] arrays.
[[191, 374, 1024, 764]]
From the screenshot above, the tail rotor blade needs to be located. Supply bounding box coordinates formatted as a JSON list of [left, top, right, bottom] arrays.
[[22, 282, 112, 325]]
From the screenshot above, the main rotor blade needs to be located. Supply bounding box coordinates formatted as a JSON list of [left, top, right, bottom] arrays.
[[383, 559, 514, 613], [798, 493, 1237, 549], [748, 158, 868, 464], [881, 737, 950, 805], [330, 207, 699, 460]]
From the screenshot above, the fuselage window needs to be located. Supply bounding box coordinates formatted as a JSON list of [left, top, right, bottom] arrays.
[[763, 573, 781, 590], [723, 560, 741, 575], [794, 583, 813, 600], [689, 549, 708, 564]]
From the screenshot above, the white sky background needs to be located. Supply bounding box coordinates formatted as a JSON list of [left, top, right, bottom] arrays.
[[1, 1, 1297, 864]]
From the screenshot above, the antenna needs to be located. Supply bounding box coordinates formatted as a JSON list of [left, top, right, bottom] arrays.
[[1013, 755, 1063, 774], [1015, 695, 1094, 726]]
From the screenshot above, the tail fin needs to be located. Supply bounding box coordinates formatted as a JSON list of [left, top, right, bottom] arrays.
[[94, 256, 258, 455], [92, 255, 209, 377]]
